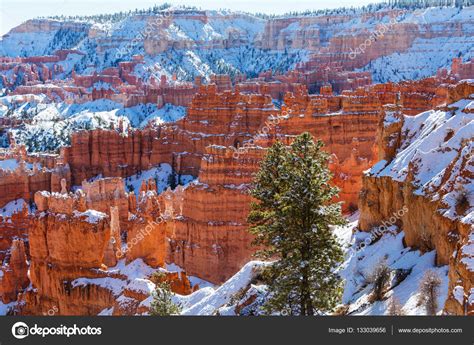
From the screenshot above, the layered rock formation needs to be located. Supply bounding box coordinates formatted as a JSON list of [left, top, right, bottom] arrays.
[[358, 80, 474, 315], [125, 180, 167, 267], [2, 5, 473, 315], [62, 128, 170, 185], [16, 176, 193, 315], [162, 145, 263, 284], [2, 67, 468, 293], [23, 189, 112, 315], [274, 85, 382, 210], [0, 239, 29, 304], [0, 146, 70, 209]]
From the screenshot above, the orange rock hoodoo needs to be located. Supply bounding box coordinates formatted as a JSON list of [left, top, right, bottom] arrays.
[[16, 177, 179, 315], [0, 239, 29, 304]]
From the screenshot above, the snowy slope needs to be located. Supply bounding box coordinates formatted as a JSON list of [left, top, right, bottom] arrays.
[[369, 96, 474, 225], [123, 163, 194, 197], [338, 225, 449, 315], [70, 258, 213, 316], [353, 7, 474, 82], [4, 6, 473, 83], [179, 261, 268, 316], [152, 217, 450, 316], [362, 36, 474, 83], [0, 97, 186, 152]]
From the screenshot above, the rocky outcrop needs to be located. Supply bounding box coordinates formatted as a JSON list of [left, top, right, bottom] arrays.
[[81, 177, 130, 228], [21, 190, 112, 315], [125, 180, 167, 267], [358, 82, 474, 314], [53, 84, 387, 284], [0, 148, 70, 209], [0, 239, 29, 304], [15, 174, 197, 315], [446, 231, 474, 315]]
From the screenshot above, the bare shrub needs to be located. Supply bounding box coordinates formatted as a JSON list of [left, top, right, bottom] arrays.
[[419, 226, 433, 251], [455, 189, 470, 214], [368, 260, 391, 301], [333, 304, 350, 316], [386, 296, 404, 316], [417, 270, 441, 315]]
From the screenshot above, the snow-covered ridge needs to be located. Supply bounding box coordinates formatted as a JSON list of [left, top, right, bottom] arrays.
[[369, 96, 473, 224], [1, 99, 186, 152], [2, 6, 473, 83]]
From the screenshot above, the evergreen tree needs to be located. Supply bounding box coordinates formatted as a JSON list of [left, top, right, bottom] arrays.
[[150, 273, 182, 316], [248, 132, 346, 316]]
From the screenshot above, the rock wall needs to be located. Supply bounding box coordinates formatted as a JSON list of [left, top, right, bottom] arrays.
[[0, 239, 29, 304], [63, 128, 172, 185], [357, 81, 474, 314], [162, 145, 263, 284], [275, 86, 382, 210], [21, 190, 112, 315]]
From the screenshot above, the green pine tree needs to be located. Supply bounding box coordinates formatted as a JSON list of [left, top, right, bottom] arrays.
[[149, 273, 182, 316], [248, 132, 346, 316]]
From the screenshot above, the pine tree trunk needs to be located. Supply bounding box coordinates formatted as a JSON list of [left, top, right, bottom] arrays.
[[301, 235, 313, 315]]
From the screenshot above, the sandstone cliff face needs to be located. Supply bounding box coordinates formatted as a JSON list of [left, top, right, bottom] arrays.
[[446, 231, 474, 315], [0, 239, 29, 304], [60, 85, 277, 183], [358, 82, 474, 314], [81, 177, 130, 229], [3, 73, 462, 294], [63, 128, 170, 185], [153, 83, 385, 283], [257, 17, 322, 51], [125, 181, 166, 268], [162, 145, 263, 284], [2, 5, 473, 317], [102, 83, 389, 284]]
